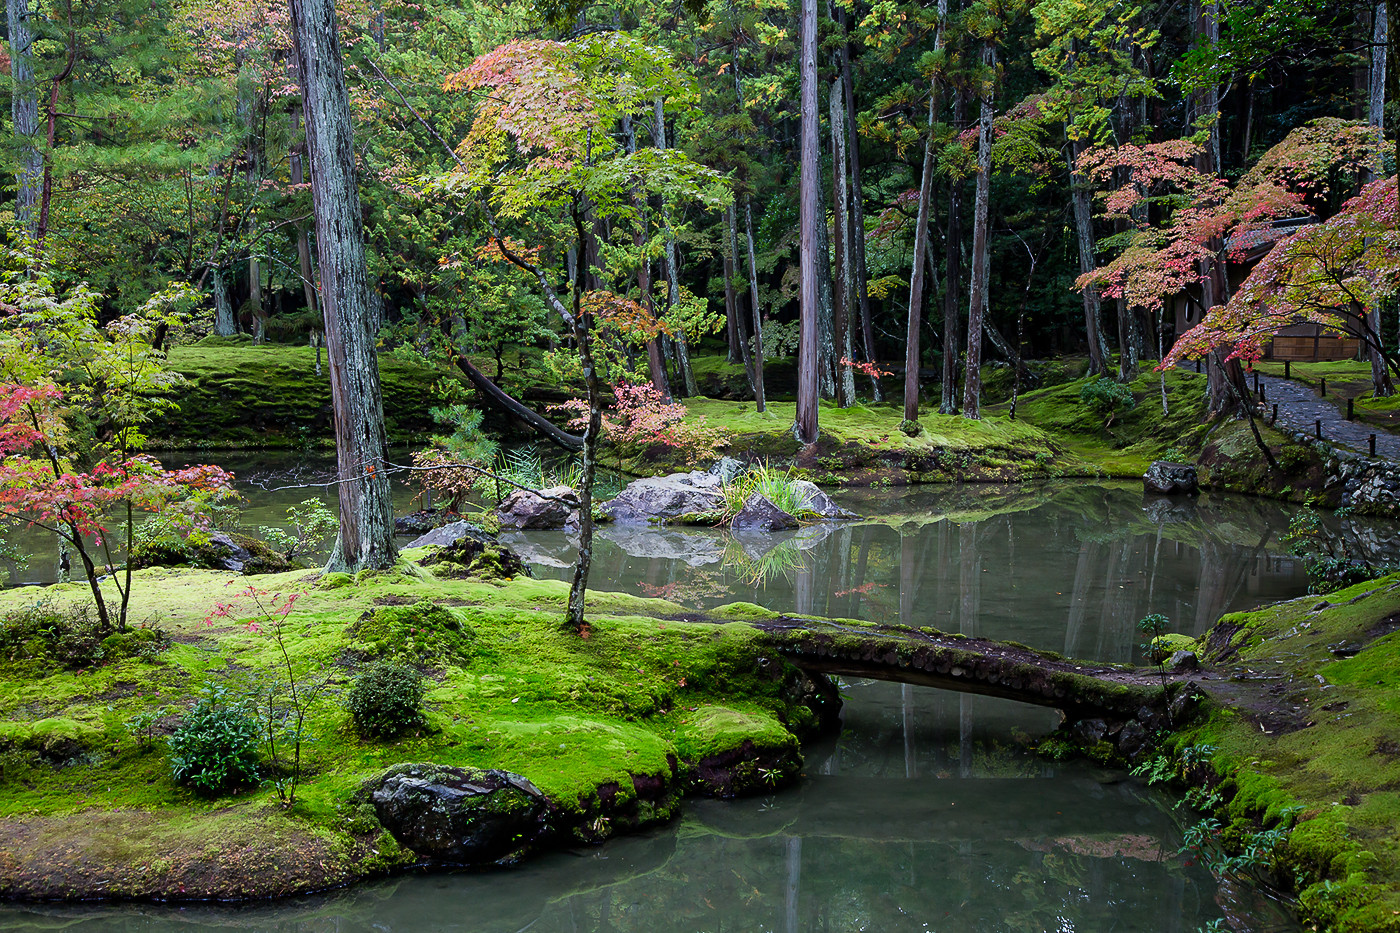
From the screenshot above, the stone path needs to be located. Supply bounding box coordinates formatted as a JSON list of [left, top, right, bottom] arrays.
[[1255, 372, 1400, 460]]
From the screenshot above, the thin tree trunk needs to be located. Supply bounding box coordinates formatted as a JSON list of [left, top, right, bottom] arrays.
[[36, 36, 77, 248], [653, 97, 697, 397], [726, 202, 756, 394], [212, 268, 237, 336], [290, 105, 319, 319], [941, 94, 966, 415], [566, 210, 603, 632], [796, 0, 821, 444], [962, 44, 995, 420], [829, 72, 856, 407], [623, 114, 671, 398], [291, 0, 397, 574], [1368, 1, 1394, 396], [744, 198, 768, 412], [1069, 138, 1110, 375], [906, 0, 948, 421], [841, 12, 880, 400], [815, 197, 836, 398], [7, 0, 42, 241]]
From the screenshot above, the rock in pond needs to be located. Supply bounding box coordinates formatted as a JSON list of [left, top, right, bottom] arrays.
[[1143, 461, 1199, 496], [365, 764, 551, 865], [394, 509, 465, 536], [497, 485, 579, 529], [410, 521, 530, 579], [730, 492, 799, 532], [602, 471, 725, 525], [789, 479, 859, 519], [405, 520, 496, 550]]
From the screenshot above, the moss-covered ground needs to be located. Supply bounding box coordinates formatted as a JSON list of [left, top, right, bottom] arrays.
[[0, 557, 830, 900], [1167, 574, 1400, 932]]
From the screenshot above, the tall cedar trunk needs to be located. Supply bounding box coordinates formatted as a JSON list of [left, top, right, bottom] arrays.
[[904, 10, 945, 422], [841, 12, 880, 399], [1368, 1, 1394, 396], [726, 202, 756, 394], [814, 198, 837, 397], [723, 240, 741, 365], [8, 0, 41, 240], [212, 268, 237, 336], [962, 44, 995, 420], [653, 97, 697, 397], [795, 0, 821, 444], [744, 198, 768, 411], [940, 93, 965, 414], [1069, 136, 1110, 375], [829, 72, 856, 407], [290, 105, 319, 320], [290, 0, 397, 573]]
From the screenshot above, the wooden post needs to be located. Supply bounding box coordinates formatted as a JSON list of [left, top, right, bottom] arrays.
[[1320, 377, 1326, 396], [1284, 360, 1290, 379], [1371, 433, 1377, 456], [1271, 403, 1278, 424], [1348, 397, 1355, 421], [1195, 359, 1202, 374], [1315, 419, 1322, 439]]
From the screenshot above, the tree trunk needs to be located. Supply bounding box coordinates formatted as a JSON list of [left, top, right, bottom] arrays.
[[962, 44, 995, 420], [726, 202, 756, 395], [795, 0, 821, 444], [841, 12, 880, 400], [940, 94, 966, 415], [815, 199, 836, 399], [744, 198, 768, 412], [653, 97, 697, 397], [829, 72, 856, 408], [623, 114, 671, 399], [7, 0, 42, 241], [291, 0, 397, 574], [212, 268, 237, 336], [290, 105, 319, 319], [1069, 138, 1110, 375], [904, 63, 941, 421], [566, 212, 603, 632], [1368, 0, 1394, 396]]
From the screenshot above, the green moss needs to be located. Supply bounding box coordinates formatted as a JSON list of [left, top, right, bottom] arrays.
[[147, 345, 463, 449]]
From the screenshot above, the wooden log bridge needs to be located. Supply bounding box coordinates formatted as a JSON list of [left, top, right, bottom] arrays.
[[751, 616, 1194, 722]]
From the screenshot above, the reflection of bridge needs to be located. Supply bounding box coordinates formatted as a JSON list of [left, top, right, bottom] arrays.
[[750, 616, 1190, 721]]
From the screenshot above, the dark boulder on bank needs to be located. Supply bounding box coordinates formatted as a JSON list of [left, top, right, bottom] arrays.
[[365, 764, 551, 865], [1143, 461, 1199, 496]]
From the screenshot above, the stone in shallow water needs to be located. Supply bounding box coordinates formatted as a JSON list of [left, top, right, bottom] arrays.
[[366, 764, 551, 865], [789, 479, 859, 519], [730, 492, 799, 533], [1143, 461, 1198, 496], [405, 520, 496, 550], [602, 472, 725, 525], [497, 485, 578, 529]]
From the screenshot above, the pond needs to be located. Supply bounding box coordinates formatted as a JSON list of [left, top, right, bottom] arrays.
[[5, 457, 1388, 931]]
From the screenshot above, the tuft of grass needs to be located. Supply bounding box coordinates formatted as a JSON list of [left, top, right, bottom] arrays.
[[720, 461, 812, 519]]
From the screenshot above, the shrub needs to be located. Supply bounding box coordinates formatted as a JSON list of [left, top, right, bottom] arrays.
[[168, 691, 262, 795], [1079, 376, 1137, 426], [347, 661, 427, 738], [0, 599, 105, 669], [898, 419, 921, 437]]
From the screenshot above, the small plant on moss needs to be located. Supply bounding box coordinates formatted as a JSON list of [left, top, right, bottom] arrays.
[[1080, 376, 1137, 427], [1282, 500, 1382, 593], [125, 707, 168, 751], [0, 598, 106, 670], [168, 689, 262, 795], [898, 419, 921, 437], [258, 498, 338, 561], [346, 661, 427, 738]]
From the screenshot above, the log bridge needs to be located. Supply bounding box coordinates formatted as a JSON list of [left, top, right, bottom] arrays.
[[750, 616, 1196, 723]]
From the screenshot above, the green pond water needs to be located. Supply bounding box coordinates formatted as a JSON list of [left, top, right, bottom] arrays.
[[4, 457, 1381, 931]]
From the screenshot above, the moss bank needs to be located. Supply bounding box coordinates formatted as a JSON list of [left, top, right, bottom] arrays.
[[0, 560, 834, 901], [1169, 575, 1400, 932]]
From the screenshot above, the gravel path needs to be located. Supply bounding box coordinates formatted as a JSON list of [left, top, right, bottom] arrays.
[[1255, 372, 1400, 460]]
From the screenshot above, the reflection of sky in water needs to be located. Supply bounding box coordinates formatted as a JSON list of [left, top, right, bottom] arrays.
[[0, 465, 1332, 931]]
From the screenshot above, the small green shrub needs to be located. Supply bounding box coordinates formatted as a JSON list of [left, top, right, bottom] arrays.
[[898, 419, 921, 437], [346, 661, 427, 738], [1079, 376, 1137, 426], [0, 599, 105, 669], [101, 626, 169, 662], [168, 691, 262, 795]]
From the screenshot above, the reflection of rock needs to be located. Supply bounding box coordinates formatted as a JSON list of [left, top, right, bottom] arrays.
[[730, 523, 837, 561], [598, 525, 725, 566], [731, 493, 799, 532], [497, 485, 578, 529], [496, 531, 577, 569], [366, 764, 550, 865], [1141, 496, 1199, 524], [1143, 461, 1198, 495], [602, 472, 725, 525], [790, 480, 859, 519]]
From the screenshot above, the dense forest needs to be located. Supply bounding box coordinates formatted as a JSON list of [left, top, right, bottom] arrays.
[[2, 0, 1394, 430]]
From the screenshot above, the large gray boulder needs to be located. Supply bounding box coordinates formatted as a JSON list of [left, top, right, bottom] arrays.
[[1143, 461, 1199, 496], [405, 520, 496, 550], [497, 485, 578, 529], [602, 471, 725, 524], [730, 492, 799, 533], [789, 480, 858, 519], [366, 764, 551, 865]]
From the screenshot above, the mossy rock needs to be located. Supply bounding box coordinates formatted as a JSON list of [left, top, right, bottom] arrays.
[[348, 599, 478, 665], [100, 627, 168, 662], [0, 717, 102, 763]]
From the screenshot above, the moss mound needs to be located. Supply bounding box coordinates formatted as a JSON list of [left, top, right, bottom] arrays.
[[0, 562, 836, 900]]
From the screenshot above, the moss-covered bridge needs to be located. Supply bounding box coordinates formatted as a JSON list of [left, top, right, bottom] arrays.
[[744, 615, 1190, 722]]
